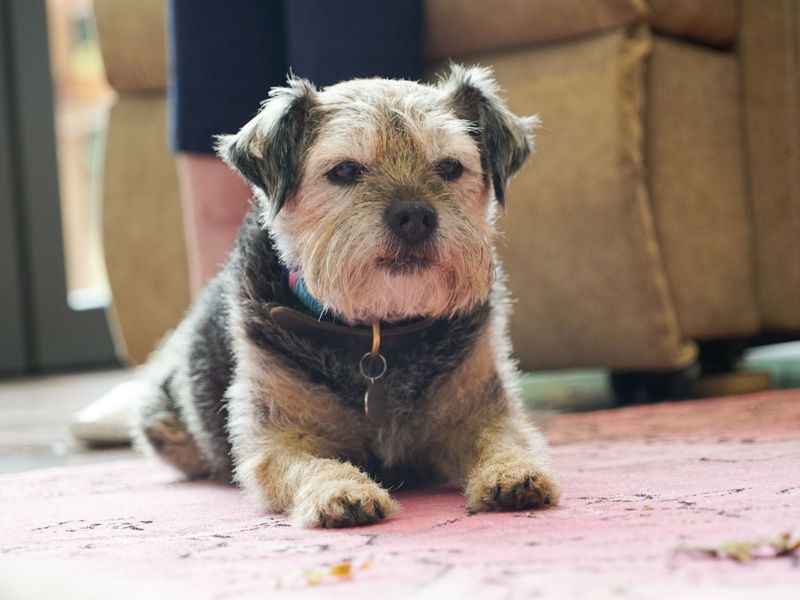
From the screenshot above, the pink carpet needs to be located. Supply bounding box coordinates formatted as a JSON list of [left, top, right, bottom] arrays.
[[2, 391, 799, 598]]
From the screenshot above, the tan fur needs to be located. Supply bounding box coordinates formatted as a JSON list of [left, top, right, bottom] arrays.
[[250, 431, 399, 528]]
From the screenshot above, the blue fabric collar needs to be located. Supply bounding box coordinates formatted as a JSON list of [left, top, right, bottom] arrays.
[[286, 268, 327, 319]]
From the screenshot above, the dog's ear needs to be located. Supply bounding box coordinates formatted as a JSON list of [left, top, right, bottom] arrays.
[[215, 75, 318, 216], [439, 64, 537, 207]]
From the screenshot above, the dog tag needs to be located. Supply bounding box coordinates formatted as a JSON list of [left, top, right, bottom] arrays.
[[364, 380, 389, 426]]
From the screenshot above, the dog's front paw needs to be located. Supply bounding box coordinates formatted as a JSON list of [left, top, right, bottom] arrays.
[[290, 479, 398, 528], [466, 459, 560, 513]]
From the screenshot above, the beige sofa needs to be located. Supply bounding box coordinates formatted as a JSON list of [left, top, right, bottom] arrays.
[[94, 0, 800, 381]]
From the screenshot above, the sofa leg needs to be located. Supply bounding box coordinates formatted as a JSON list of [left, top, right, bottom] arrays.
[[692, 340, 772, 397], [610, 367, 697, 405], [696, 340, 749, 374]]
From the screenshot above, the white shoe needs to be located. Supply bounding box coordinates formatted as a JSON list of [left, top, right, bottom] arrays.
[[70, 380, 142, 445]]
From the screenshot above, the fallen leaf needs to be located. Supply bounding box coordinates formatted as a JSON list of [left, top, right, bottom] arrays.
[[719, 540, 752, 563], [679, 531, 800, 562], [329, 561, 353, 579], [278, 555, 374, 589]]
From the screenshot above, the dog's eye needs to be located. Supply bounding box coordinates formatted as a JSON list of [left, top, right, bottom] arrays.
[[326, 161, 364, 185], [434, 158, 464, 181]]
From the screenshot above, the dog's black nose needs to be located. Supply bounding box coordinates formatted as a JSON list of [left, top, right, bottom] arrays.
[[386, 201, 438, 244]]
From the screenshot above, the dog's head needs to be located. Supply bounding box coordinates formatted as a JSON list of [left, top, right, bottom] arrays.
[[216, 65, 536, 324]]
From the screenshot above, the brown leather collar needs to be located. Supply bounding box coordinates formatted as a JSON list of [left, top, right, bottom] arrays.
[[269, 305, 441, 356]]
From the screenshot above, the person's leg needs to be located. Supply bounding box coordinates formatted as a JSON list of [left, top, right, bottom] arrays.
[[285, 0, 422, 86], [176, 155, 251, 296], [169, 0, 287, 294]]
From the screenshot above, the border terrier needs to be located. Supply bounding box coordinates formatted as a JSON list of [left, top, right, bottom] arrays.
[[135, 65, 560, 527]]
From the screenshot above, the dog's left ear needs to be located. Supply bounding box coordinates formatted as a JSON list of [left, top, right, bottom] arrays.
[[439, 64, 537, 207], [215, 75, 318, 216]]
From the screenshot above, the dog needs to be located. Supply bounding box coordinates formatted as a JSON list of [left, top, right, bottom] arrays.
[[135, 65, 560, 528]]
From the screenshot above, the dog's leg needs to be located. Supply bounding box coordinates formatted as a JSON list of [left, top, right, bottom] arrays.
[[429, 381, 560, 513], [235, 429, 398, 528], [461, 414, 560, 513], [426, 322, 560, 513], [136, 378, 210, 480], [227, 363, 398, 528]]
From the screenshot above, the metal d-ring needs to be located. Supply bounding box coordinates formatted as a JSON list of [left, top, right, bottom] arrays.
[[359, 351, 387, 382]]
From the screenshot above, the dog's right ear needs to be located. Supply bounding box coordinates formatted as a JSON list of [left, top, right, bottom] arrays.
[[215, 76, 318, 216]]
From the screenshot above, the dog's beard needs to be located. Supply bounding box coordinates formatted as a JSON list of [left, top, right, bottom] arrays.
[[299, 214, 496, 325]]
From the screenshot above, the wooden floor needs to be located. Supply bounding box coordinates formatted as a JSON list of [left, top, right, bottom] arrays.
[[0, 369, 136, 474]]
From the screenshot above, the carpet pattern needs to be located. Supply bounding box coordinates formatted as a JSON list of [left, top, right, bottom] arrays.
[[1, 391, 799, 598]]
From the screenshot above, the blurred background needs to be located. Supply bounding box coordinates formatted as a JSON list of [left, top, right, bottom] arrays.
[[1, 0, 799, 469]]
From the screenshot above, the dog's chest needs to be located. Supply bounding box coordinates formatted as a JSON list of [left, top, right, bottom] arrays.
[[288, 338, 456, 412]]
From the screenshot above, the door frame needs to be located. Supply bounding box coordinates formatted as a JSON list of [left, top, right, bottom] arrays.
[[0, 0, 117, 375]]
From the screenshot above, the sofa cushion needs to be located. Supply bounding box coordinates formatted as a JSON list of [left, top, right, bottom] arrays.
[[94, 0, 168, 92], [647, 0, 738, 47], [647, 37, 760, 340], [740, 0, 800, 331], [432, 28, 695, 371], [423, 0, 646, 60]]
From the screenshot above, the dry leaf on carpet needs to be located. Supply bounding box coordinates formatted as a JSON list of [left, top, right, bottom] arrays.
[[679, 532, 800, 562]]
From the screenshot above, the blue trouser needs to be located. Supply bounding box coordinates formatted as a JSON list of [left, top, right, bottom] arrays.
[[168, 0, 423, 154]]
